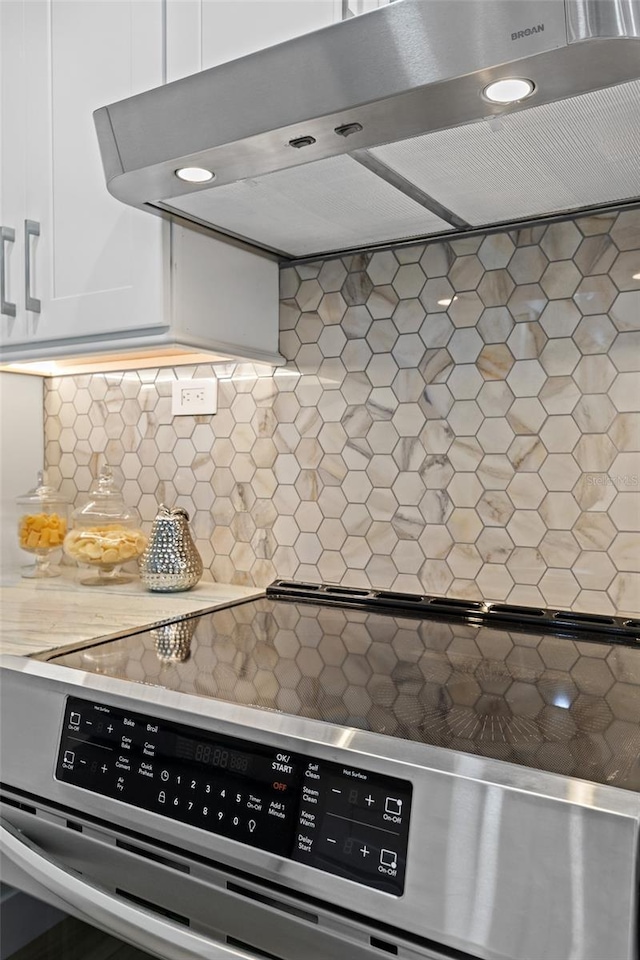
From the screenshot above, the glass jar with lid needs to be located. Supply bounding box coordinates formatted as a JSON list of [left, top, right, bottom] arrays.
[[63, 464, 147, 586], [16, 471, 70, 578]]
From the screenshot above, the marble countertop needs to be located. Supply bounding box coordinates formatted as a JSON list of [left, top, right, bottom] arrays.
[[0, 571, 263, 658]]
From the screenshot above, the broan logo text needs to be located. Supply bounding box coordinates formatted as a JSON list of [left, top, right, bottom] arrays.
[[512, 24, 544, 40]]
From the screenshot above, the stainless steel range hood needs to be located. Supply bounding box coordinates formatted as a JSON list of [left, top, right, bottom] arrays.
[[94, 0, 640, 261]]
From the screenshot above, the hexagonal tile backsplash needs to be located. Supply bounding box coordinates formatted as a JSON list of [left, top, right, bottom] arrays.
[[44, 209, 640, 614]]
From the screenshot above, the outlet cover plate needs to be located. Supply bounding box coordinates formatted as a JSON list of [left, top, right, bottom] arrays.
[[171, 378, 218, 416]]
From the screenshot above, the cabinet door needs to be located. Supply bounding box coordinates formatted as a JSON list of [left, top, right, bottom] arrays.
[[345, 0, 393, 16], [201, 0, 342, 69], [0, 1, 29, 346], [22, 0, 167, 346], [167, 0, 342, 81]]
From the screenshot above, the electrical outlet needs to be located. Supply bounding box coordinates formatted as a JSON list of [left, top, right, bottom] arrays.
[[171, 378, 218, 416]]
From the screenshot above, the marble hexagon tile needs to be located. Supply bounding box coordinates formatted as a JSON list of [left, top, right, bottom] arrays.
[[44, 209, 640, 615]]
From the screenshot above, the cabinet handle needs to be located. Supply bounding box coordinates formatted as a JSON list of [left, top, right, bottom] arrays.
[[1, 226, 16, 318], [25, 219, 41, 314]]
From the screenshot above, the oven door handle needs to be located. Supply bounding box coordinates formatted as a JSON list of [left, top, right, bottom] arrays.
[[0, 818, 270, 960]]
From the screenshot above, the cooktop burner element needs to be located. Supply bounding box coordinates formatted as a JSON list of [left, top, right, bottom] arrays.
[[47, 581, 640, 793]]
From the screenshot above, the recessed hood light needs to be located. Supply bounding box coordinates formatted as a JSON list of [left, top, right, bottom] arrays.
[[483, 78, 535, 104], [175, 167, 215, 183]]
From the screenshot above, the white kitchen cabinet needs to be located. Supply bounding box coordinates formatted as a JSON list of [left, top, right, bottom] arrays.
[[0, 0, 281, 372], [1, 1, 29, 348], [1, 1, 164, 347], [345, 0, 393, 17], [200, 0, 343, 70], [189, 0, 395, 75], [166, 0, 343, 81]]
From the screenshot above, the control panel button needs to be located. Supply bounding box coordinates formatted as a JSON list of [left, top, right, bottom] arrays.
[[380, 849, 397, 869]]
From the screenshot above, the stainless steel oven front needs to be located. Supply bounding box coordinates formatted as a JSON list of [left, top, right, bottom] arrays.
[[1, 585, 639, 960]]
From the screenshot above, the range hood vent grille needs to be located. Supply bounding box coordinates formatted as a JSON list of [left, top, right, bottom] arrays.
[[164, 155, 452, 257], [371, 79, 640, 228]]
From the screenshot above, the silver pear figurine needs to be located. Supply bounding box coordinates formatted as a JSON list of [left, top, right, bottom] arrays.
[[138, 505, 203, 592]]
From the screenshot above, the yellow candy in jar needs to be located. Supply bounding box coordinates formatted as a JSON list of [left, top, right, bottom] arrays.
[[16, 472, 70, 579], [19, 512, 67, 551]]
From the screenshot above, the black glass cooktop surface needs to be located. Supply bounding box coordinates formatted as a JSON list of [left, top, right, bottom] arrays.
[[47, 590, 640, 792]]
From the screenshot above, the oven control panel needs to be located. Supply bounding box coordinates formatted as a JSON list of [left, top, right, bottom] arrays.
[[56, 697, 412, 895]]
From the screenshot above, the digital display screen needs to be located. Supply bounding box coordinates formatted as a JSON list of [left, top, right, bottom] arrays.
[[177, 738, 252, 774]]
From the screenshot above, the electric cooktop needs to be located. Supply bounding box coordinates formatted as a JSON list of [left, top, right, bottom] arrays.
[[46, 581, 640, 793]]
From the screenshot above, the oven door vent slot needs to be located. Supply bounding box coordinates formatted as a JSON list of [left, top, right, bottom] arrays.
[[116, 839, 190, 874], [227, 936, 283, 960], [370, 936, 399, 955], [376, 591, 423, 603], [325, 586, 370, 597], [276, 581, 320, 590], [553, 611, 615, 625], [227, 881, 318, 925], [491, 604, 545, 617], [430, 597, 483, 610], [115, 888, 190, 926], [0, 795, 37, 815]]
